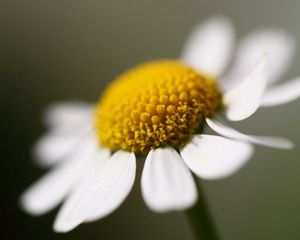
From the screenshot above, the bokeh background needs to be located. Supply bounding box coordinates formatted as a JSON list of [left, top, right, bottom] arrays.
[[2, 0, 300, 239]]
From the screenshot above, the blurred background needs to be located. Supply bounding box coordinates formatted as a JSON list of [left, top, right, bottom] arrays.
[[2, 0, 300, 239]]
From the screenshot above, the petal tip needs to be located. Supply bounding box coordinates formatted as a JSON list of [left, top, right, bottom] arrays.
[[19, 192, 44, 217], [53, 219, 82, 233]]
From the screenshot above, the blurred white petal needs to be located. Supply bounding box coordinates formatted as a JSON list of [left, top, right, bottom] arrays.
[[54, 147, 110, 233], [141, 147, 197, 213], [20, 138, 96, 216], [261, 76, 300, 107], [53, 150, 136, 232], [222, 29, 295, 90], [180, 134, 253, 180], [206, 118, 294, 149], [181, 15, 235, 77], [224, 58, 267, 121], [44, 101, 94, 131], [33, 129, 93, 167]]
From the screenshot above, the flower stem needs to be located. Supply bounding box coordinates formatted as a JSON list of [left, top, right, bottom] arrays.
[[186, 177, 219, 240]]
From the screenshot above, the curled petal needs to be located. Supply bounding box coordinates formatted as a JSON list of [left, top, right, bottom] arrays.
[[206, 118, 294, 149], [224, 58, 267, 121]]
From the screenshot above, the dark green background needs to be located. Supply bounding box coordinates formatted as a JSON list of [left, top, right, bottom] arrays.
[[2, 0, 300, 239]]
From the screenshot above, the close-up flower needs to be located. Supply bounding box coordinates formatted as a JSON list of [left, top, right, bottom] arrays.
[[20, 16, 300, 234]]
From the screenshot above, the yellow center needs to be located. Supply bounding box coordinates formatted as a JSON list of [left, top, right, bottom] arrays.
[[95, 60, 222, 153]]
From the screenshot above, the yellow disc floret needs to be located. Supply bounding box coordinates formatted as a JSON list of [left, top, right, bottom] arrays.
[[95, 60, 222, 153]]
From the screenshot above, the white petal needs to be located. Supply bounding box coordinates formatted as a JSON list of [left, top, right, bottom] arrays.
[[261, 76, 300, 107], [222, 29, 295, 89], [44, 101, 93, 131], [181, 16, 235, 77], [180, 135, 254, 180], [206, 118, 294, 149], [224, 58, 267, 121], [33, 130, 92, 167], [20, 140, 96, 216], [53, 150, 136, 232], [53, 147, 110, 233], [141, 147, 197, 213]]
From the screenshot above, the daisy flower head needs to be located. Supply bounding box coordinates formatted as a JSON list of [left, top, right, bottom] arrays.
[[21, 15, 300, 233]]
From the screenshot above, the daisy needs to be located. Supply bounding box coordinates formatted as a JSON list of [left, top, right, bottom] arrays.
[[21, 16, 300, 233]]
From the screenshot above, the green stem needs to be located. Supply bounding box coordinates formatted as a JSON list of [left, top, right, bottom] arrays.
[[186, 176, 220, 240]]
